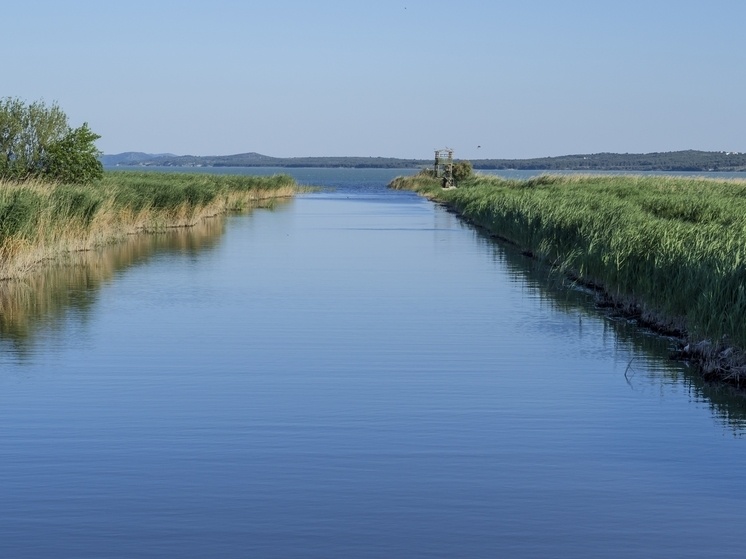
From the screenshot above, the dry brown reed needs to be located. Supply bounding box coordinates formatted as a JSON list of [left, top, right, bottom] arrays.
[[0, 173, 297, 280]]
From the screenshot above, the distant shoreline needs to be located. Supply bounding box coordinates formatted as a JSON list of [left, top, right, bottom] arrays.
[[101, 150, 746, 173]]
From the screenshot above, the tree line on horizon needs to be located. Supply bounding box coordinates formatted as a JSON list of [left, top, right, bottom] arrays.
[[472, 150, 746, 172], [102, 150, 746, 172]]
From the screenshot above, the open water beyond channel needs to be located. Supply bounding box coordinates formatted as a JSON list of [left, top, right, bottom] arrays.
[[2, 168, 746, 558]]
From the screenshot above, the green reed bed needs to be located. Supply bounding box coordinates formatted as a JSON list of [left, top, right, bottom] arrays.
[[391, 173, 746, 365], [0, 171, 298, 278], [100, 171, 297, 211]]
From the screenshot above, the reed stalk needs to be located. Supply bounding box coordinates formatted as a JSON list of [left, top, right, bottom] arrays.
[[0, 171, 298, 279], [390, 172, 746, 384]]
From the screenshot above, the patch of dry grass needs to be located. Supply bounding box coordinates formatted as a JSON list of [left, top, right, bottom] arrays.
[[0, 172, 298, 279]]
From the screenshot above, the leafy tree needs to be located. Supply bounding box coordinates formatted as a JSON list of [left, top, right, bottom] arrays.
[[44, 123, 103, 184], [453, 160, 473, 183], [0, 97, 102, 183]]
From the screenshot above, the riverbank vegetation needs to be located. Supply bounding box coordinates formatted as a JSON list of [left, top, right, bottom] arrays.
[[0, 171, 297, 279], [390, 172, 746, 386], [0, 97, 103, 183]]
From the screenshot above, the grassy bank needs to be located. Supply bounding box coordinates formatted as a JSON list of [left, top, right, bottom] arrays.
[[390, 172, 746, 386], [0, 171, 297, 279]]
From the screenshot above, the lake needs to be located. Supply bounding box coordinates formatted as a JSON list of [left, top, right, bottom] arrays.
[[2, 168, 746, 558]]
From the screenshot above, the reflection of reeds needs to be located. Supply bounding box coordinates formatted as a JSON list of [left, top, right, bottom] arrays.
[[0, 171, 297, 279], [0, 216, 230, 352], [391, 172, 746, 385], [473, 227, 746, 431]]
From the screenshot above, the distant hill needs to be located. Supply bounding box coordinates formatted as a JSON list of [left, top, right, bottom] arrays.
[[101, 150, 746, 172], [100, 152, 177, 166], [471, 150, 746, 172], [102, 152, 427, 169]]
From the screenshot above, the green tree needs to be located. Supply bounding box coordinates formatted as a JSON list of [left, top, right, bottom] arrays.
[[452, 160, 473, 183], [44, 123, 103, 184], [0, 97, 102, 184]]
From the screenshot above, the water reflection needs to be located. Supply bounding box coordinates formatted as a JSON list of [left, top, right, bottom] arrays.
[[0, 216, 229, 357], [2, 191, 746, 436], [462, 218, 746, 432]]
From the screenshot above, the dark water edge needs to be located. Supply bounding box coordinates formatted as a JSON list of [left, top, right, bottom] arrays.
[[2, 169, 746, 558]]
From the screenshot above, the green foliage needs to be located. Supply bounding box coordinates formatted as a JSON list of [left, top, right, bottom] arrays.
[[0, 189, 42, 238], [452, 160, 473, 183], [0, 171, 299, 281], [44, 123, 104, 184], [390, 174, 440, 191], [0, 97, 67, 180], [50, 186, 103, 224], [0, 170, 297, 244], [0, 97, 102, 184], [391, 173, 746, 348], [101, 171, 296, 211]]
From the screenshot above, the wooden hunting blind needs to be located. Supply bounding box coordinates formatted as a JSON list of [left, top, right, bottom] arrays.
[[434, 148, 454, 188]]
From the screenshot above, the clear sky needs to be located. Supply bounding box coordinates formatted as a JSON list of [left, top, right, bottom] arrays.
[[5, 0, 745, 159]]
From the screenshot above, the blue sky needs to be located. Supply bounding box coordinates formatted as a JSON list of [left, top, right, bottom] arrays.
[[5, 0, 745, 159]]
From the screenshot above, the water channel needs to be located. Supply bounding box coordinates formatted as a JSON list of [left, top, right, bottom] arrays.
[[2, 168, 746, 558]]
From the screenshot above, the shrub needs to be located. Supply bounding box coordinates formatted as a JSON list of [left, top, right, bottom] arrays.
[[0, 98, 103, 184], [44, 123, 104, 184], [453, 160, 473, 183]]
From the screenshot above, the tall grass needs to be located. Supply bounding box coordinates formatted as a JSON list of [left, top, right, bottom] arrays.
[[391, 172, 746, 350], [0, 171, 297, 278]]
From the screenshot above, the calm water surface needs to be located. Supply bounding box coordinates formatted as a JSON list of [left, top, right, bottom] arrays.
[[2, 169, 746, 558]]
